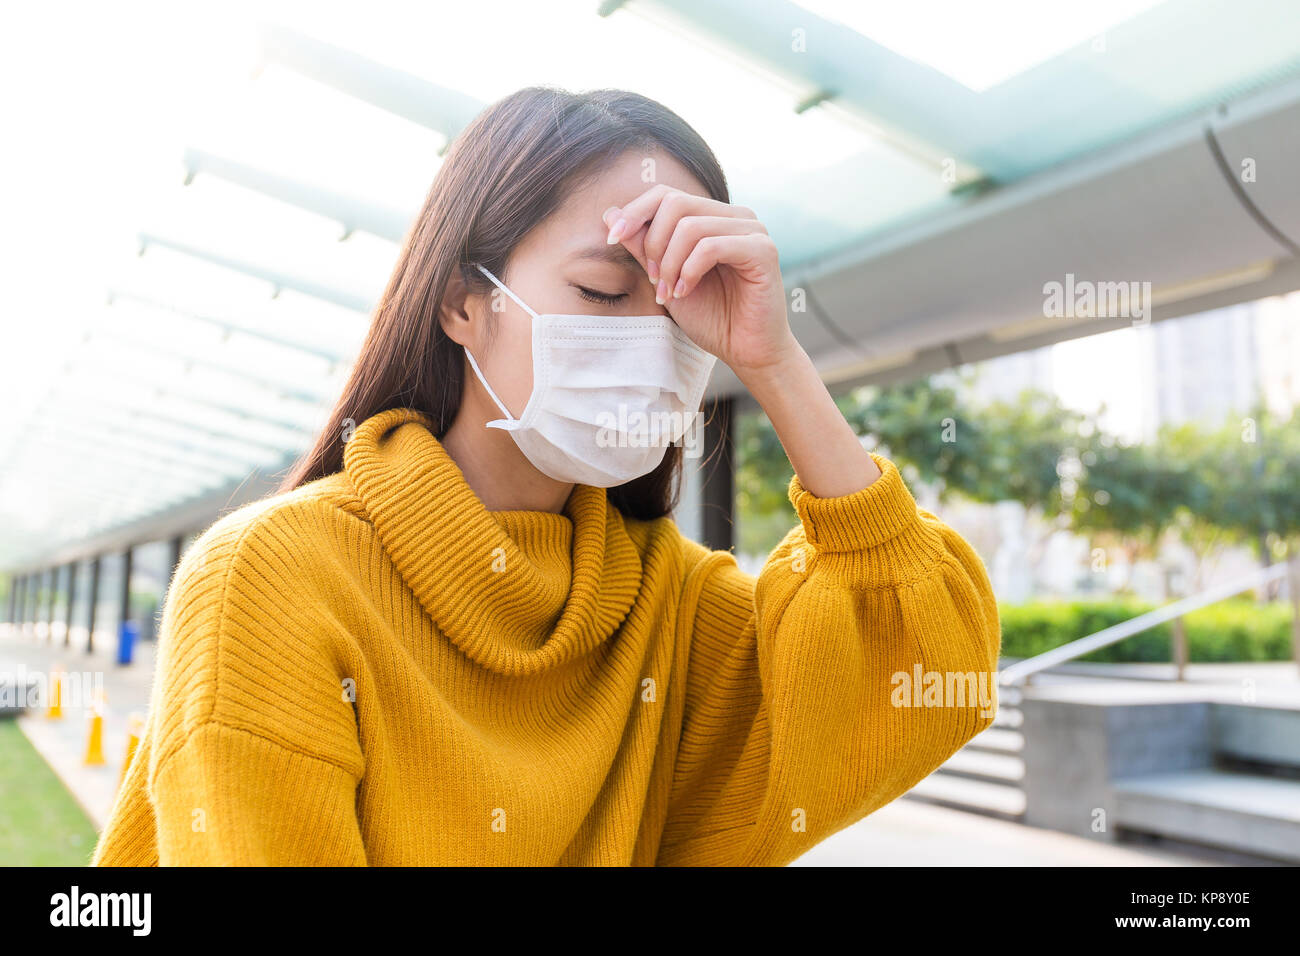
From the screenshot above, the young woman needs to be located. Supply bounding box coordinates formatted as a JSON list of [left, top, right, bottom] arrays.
[[92, 87, 1000, 867]]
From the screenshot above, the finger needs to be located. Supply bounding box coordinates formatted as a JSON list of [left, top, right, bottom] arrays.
[[675, 233, 779, 300], [602, 184, 669, 248], [640, 189, 744, 264], [611, 218, 653, 285], [657, 217, 767, 304], [608, 184, 748, 253]]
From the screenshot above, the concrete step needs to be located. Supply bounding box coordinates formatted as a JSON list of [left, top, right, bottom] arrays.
[[1112, 768, 1300, 863], [966, 726, 1024, 756], [992, 705, 1022, 729], [1212, 704, 1300, 770], [938, 748, 1025, 785], [904, 770, 1027, 822]]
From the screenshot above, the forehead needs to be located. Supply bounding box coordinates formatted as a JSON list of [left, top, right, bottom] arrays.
[[542, 149, 711, 236]]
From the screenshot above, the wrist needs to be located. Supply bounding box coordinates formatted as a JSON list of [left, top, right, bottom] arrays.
[[733, 337, 810, 398]]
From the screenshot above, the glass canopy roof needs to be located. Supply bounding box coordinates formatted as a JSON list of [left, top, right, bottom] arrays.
[[2, 0, 1299, 569]]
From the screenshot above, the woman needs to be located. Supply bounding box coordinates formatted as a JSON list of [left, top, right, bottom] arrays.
[[92, 87, 1000, 867]]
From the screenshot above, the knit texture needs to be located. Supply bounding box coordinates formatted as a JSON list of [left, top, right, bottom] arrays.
[[90, 407, 1000, 866]]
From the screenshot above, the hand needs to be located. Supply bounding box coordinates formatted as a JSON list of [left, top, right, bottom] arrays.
[[602, 185, 799, 377]]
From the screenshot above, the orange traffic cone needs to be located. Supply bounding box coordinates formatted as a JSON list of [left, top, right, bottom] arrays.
[[118, 712, 145, 789], [83, 688, 106, 766], [47, 664, 64, 719]]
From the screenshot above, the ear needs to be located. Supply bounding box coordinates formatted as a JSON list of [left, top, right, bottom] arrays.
[[438, 266, 478, 347]]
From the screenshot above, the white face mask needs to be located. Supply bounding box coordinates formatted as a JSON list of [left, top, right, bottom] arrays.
[[462, 263, 717, 488]]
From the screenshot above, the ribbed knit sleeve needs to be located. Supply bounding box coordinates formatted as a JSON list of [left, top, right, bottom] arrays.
[[151, 722, 367, 865], [657, 453, 1001, 866], [95, 499, 369, 867]]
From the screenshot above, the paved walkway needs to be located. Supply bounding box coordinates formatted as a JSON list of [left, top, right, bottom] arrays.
[[795, 798, 1216, 865], [0, 623, 1258, 864], [3, 622, 156, 831]]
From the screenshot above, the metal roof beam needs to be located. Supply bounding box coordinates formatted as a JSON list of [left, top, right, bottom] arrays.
[[633, 0, 988, 175], [105, 288, 350, 363], [4, 453, 296, 573], [254, 22, 484, 142], [20, 405, 286, 469], [78, 399, 313, 454], [20, 397, 295, 460], [138, 232, 375, 313], [182, 147, 412, 243], [23, 425, 258, 482], [53, 373, 324, 441], [85, 327, 337, 406], [28, 470, 213, 509]]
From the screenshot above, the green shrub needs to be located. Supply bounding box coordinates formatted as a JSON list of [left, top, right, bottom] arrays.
[[998, 598, 1294, 663]]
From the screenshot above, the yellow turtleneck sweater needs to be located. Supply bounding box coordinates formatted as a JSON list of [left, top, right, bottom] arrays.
[[90, 407, 1000, 867]]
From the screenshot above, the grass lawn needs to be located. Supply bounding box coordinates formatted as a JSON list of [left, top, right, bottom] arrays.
[[0, 717, 99, 865]]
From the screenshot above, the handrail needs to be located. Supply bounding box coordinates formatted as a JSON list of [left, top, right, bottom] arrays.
[[998, 561, 1290, 686]]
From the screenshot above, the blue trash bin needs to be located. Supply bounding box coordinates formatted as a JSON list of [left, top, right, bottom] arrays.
[[117, 620, 139, 665]]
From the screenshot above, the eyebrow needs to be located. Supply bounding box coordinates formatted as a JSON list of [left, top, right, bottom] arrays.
[[568, 245, 640, 268]]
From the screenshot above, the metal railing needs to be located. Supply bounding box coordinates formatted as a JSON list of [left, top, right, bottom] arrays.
[[998, 559, 1296, 687]]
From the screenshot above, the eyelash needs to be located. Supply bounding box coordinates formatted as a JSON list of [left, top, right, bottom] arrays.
[[575, 285, 628, 306]]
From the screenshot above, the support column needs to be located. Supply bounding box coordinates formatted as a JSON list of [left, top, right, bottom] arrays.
[[1289, 553, 1300, 678], [159, 535, 185, 646], [25, 574, 35, 637], [119, 546, 133, 662], [30, 572, 41, 639], [700, 397, 735, 553], [168, 535, 184, 584], [87, 557, 101, 655], [64, 561, 78, 649], [44, 567, 57, 642], [13, 575, 25, 635]]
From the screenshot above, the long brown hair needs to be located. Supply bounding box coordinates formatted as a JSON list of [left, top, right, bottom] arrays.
[[279, 87, 730, 520]]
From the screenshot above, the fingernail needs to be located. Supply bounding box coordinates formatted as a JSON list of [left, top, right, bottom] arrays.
[[606, 218, 627, 244], [655, 279, 667, 304], [646, 259, 659, 282], [672, 278, 686, 299], [601, 207, 620, 227]]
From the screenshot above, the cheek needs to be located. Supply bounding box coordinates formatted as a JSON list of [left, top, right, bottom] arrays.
[[484, 313, 534, 412]]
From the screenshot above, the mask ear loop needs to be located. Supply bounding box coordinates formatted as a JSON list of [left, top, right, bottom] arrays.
[[463, 346, 515, 423], [474, 263, 540, 320], [463, 263, 539, 425]]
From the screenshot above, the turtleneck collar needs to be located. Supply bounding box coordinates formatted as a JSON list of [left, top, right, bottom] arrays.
[[342, 408, 643, 676]]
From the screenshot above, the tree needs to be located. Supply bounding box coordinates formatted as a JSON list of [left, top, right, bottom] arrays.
[[1070, 428, 1203, 595]]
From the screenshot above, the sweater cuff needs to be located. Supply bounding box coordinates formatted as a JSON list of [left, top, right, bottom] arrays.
[[787, 454, 920, 552]]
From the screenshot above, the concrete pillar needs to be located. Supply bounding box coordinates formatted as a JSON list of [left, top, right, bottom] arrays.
[[87, 557, 101, 655], [119, 546, 133, 661], [64, 561, 78, 648], [699, 397, 735, 553], [44, 567, 58, 641], [17, 575, 28, 635], [1289, 553, 1300, 677]]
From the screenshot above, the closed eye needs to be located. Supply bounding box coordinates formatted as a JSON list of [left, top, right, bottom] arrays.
[[575, 285, 628, 306]]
